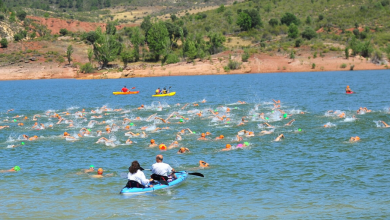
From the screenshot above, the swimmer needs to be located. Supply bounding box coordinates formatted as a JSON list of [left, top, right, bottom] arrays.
[[201, 99, 206, 103], [263, 122, 274, 128], [237, 101, 246, 104], [158, 144, 167, 150], [84, 165, 95, 173], [236, 135, 243, 141], [6, 109, 14, 113], [155, 117, 169, 124], [199, 160, 209, 168], [285, 119, 295, 126], [0, 126, 9, 129], [126, 139, 133, 144], [40, 123, 45, 129], [215, 135, 224, 140], [22, 134, 29, 140], [193, 103, 199, 107], [275, 134, 284, 141], [149, 139, 157, 147], [221, 144, 232, 151], [181, 103, 189, 110], [379, 121, 390, 127], [29, 135, 38, 141], [63, 132, 70, 137], [138, 104, 145, 110], [177, 147, 190, 154], [0, 166, 21, 173], [260, 129, 275, 135], [90, 168, 113, 178], [146, 113, 158, 121], [338, 112, 345, 118], [32, 122, 39, 129], [349, 136, 360, 142], [346, 85, 352, 93], [32, 114, 40, 121], [272, 99, 281, 104], [198, 133, 207, 140], [168, 141, 179, 149], [95, 137, 109, 143], [245, 131, 255, 137]]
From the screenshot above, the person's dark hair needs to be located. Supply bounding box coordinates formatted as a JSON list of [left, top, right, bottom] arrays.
[[129, 160, 141, 174], [124, 86, 126, 87]]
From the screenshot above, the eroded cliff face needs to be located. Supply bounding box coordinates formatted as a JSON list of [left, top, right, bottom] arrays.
[[0, 21, 21, 40]]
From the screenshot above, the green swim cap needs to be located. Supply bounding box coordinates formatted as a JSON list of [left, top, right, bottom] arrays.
[[14, 166, 20, 171], [87, 129, 91, 132], [130, 123, 134, 126], [244, 142, 249, 146], [90, 165, 94, 168], [271, 111, 274, 113], [214, 109, 218, 112], [265, 117, 269, 120], [173, 115, 176, 117], [227, 121, 230, 124], [283, 113, 287, 118], [21, 142, 25, 145], [235, 107, 237, 109], [298, 128, 302, 132], [179, 119, 184, 122], [13, 119, 17, 122], [193, 132, 196, 134]]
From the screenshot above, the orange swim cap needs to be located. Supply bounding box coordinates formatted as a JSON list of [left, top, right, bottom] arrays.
[[159, 144, 167, 150], [64, 132, 69, 136], [151, 139, 155, 143], [219, 135, 224, 139], [125, 125, 130, 129], [24, 116, 28, 119], [206, 132, 210, 135], [179, 147, 185, 152], [249, 132, 254, 135], [355, 136, 360, 141], [201, 133, 205, 137], [226, 144, 231, 149], [97, 168, 103, 174]]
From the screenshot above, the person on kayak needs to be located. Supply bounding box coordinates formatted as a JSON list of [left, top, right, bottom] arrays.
[[126, 161, 153, 188], [121, 86, 129, 92], [162, 88, 167, 94], [150, 154, 176, 181], [346, 85, 352, 93], [155, 88, 161, 94]]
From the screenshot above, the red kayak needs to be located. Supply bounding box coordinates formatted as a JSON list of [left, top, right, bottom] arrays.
[[346, 91, 354, 94]]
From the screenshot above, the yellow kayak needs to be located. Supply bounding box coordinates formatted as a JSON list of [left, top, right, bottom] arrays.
[[152, 92, 176, 97], [113, 91, 139, 95]]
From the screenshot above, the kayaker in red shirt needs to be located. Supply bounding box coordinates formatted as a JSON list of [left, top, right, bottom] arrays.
[[121, 86, 129, 92]]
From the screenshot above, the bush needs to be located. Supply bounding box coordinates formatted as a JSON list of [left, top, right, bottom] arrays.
[[269, 18, 279, 27], [242, 50, 250, 62], [312, 63, 316, 69], [318, 14, 324, 21], [14, 34, 22, 42], [281, 12, 300, 26], [16, 11, 27, 21], [165, 53, 180, 64], [0, 14, 4, 21], [345, 47, 349, 59], [371, 50, 383, 64], [227, 59, 241, 70], [0, 38, 8, 48], [80, 63, 94, 73], [59, 28, 68, 36], [288, 23, 299, 38], [340, 63, 347, 68], [301, 27, 317, 40], [295, 38, 303, 47]]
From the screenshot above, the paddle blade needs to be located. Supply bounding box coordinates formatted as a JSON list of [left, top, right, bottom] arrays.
[[188, 172, 204, 177], [131, 87, 135, 89]]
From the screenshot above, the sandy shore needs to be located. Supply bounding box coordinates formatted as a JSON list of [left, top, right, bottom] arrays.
[[0, 52, 386, 81]]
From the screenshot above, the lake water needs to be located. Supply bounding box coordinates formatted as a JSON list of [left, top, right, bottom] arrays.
[[0, 70, 389, 218]]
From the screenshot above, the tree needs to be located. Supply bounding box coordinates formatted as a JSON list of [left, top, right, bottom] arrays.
[[288, 23, 299, 38], [16, 11, 27, 21], [93, 28, 122, 67], [217, 4, 225, 13], [140, 16, 152, 38], [104, 0, 111, 7], [75, 0, 83, 11], [345, 47, 349, 59], [237, 12, 252, 31], [146, 20, 170, 61], [0, 38, 8, 48], [59, 0, 67, 8], [130, 27, 143, 62], [301, 27, 317, 40], [9, 11, 16, 22], [305, 16, 311, 25], [59, 28, 68, 36], [281, 12, 300, 26], [120, 48, 133, 68], [269, 18, 279, 27], [170, 14, 177, 22], [105, 21, 116, 35], [87, 48, 93, 63], [183, 39, 197, 61], [208, 32, 225, 54], [66, 45, 73, 64], [86, 31, 99, 43], [245, 9, 262, 28]]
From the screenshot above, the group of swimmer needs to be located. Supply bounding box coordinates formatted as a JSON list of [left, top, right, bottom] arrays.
[[2, 85, 389, 187]]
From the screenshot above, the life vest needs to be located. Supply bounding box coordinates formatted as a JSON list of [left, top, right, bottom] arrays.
[[163, 90, 167, 94], [155, 89, 160, 94]]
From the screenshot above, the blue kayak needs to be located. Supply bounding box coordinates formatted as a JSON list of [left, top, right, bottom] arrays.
[[120, 171, 188, 194]]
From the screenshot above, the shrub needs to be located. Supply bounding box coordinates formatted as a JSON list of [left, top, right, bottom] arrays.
[[217, 4, 225, 13], [281, 12, 300, 26], [371, 50, 383, 64], [16, 11, 27, 21], [227, 59, 241, 70], [312, 63, 316, 69], [345, 47, 349, 59], [350, 65, 355, 70], [14, 34, 22, 42], [59, 28, 68, 36], [80, 63, 94, 73], [340, 63, 347, 68], [290, 50, 295, 59], [223, 65, 230, 72], [301, 27, 317, 40], [242, 50, 250, 62], [318, 14, 324, 21], [165, 53, 180, 64], [269, 18, 279, 27], [313, 52, 317, 58], [295, 38, 303, 47], [288, 23, 299, 38], [0, 38, 8, 48], [0, 14, 4, 21]]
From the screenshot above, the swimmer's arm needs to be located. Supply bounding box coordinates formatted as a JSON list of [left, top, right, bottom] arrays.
[[181, 104, 189, 110], [186, 128, 193, 133]]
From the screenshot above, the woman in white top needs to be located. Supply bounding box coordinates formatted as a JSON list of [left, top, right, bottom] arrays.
[[126, 161, 153, 188]]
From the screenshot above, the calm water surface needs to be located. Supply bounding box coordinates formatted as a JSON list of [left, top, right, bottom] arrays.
[[0, 70, 390, 218]]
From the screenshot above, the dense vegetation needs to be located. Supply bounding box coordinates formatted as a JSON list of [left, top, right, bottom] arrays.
[[1, 0, 390, 70]]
